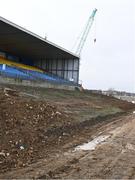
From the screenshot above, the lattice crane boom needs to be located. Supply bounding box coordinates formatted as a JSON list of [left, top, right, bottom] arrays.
[[76, 8, 97, 56]]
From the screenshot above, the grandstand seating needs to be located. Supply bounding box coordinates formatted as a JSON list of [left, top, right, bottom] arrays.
[[0, 59, 76, 85], [0, 64, 34, 80], [0, 57, 43, 72]]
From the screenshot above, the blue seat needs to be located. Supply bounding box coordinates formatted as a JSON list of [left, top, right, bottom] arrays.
[[0, 64, 33, 80], [0, 64, 76, 85]]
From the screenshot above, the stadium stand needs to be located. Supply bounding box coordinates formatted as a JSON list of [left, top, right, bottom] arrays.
[[0, 16, 80, 88], [0, 58, 77, 85]]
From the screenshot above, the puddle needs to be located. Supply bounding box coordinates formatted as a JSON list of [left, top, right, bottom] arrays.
[[74, 135, 110, 151]]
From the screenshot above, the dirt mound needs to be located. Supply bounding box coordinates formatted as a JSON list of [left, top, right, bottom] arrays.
[[0, 86, 135, 174], [0, 89, 71, 173]]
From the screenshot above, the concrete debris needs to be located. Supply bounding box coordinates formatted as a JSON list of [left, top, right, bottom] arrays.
[[20, 146, 25, 150], [0, 152, 6, 157]]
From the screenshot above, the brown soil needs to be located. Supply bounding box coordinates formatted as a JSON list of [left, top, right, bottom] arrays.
[[0, 85, 135, 178], [0, 88, 73, 173]]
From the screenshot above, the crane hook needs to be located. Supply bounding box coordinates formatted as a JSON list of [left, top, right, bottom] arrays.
[[94, 38, 96, 43]]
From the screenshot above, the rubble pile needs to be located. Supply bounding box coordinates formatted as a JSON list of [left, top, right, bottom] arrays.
[[0, 89, 70, 173]]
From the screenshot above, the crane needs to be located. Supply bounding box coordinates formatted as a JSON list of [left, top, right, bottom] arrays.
[[75, 8, 97, 56]]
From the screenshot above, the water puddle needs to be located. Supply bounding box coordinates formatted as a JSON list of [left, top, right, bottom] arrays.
[[74, 135, 110, 151]]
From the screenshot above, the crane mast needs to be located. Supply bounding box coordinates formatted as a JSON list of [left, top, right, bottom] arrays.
[[76, 8, 97, 56]]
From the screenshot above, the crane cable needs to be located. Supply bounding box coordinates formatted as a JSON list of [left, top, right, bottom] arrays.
[[93, 16, 97, 43]]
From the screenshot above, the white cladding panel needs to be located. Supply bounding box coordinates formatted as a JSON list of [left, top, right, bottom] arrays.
[[34, 58, 79, 83]]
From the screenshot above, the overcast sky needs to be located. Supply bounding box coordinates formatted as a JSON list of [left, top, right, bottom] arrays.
[[0, 0, 135, 92]]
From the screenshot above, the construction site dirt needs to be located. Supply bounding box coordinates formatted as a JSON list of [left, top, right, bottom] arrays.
[[0, 84, 135, 179]]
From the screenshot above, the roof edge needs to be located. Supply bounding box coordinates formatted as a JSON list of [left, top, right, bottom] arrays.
[[0, 16, 80, 59]]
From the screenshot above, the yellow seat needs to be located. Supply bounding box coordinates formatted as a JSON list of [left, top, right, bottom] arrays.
[[0, 57, 43, 72]]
